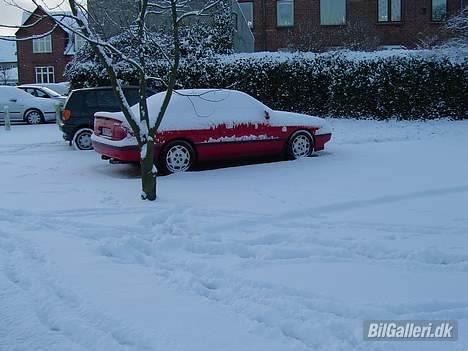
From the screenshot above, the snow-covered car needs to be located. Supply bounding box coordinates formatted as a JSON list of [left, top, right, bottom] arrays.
[[0, 86, 62, 124], [92, 89, 332, 173], [18, 85, 67, 104]]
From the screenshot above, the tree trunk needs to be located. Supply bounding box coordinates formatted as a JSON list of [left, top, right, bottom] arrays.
[[140, 140, 156, 201]]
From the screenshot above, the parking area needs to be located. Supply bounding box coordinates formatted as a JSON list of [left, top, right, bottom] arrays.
[[1, 120, 468, 351]]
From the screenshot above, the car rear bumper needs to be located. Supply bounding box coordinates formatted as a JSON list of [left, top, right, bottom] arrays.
[[58, 121, 76, 141], [314, 133, 332, 151], [92, 134, 141, 162]]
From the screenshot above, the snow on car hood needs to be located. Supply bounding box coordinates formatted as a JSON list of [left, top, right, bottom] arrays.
[[95, 89, 331, 135], [269, 111, 331, 135]]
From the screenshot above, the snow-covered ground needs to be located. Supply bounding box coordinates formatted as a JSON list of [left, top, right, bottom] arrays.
[[1, 119, 468, 351]]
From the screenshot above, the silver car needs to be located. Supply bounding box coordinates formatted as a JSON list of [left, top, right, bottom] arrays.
[[0, 86, 62, 124]]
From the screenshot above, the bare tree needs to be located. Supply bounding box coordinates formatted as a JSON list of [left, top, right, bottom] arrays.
[[1, 0, 222, 201], [0, 66, 16, 85]]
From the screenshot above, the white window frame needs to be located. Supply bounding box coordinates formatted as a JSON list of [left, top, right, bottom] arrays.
[[276, 0, 294, 27], [320, 0, 347, 25], [33, 35, 52, 53], [378, 0, 402, 22], [35, 66, 55, 84], [239, 2, 254, 28]]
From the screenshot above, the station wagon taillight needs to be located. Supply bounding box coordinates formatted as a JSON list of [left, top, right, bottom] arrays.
[[63, 109, 71, 121]]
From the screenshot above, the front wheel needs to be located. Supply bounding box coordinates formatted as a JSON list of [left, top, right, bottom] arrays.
[[24, 109, 44, 124], [159, 141, 194, 174], [73, 128, 94, 151], [287, 131, 314, 159]]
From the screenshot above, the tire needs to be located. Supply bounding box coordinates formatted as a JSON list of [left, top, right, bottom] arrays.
[[159, 140, 195, 174], [287, 131, 314, 159], [24, 109, 44, 125], [73, 128, 94, 151]]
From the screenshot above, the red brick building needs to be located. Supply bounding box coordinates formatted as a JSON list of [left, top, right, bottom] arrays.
[[238, 0, 466, 51], [15, 8, 81, 84]]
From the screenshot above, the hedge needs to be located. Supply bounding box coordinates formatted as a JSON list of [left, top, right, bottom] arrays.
[[67, 51, 468, 120]]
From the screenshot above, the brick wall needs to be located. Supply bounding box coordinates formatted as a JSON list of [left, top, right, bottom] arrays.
[[241, 0, 465, 51], [16, 8, 72, 84]]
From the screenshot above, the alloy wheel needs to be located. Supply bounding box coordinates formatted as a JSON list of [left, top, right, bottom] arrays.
[[165, 144, 192, 173], [291, 134, 311, 159], [26, 111, 42, 124]]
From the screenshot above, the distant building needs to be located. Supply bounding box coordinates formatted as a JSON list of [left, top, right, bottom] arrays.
[[238, 0, 466, 51], [15, 7, 84, 85], [0, 37, 18, 85]]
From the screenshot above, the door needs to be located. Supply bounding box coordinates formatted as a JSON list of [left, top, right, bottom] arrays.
[[0, 88, 23, 121], [194, 93, 284, 160]]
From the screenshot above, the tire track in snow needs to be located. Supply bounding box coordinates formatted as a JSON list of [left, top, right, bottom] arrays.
[[0, 221, 156, 351]]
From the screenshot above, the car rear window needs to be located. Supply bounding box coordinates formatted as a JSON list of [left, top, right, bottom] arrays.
[[64, 91, 83, 110], [124, 89, 140, 106], [65, 88, 154, 112]]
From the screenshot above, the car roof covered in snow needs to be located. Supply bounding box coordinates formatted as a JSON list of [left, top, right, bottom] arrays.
[[96, 89, 327, 131]]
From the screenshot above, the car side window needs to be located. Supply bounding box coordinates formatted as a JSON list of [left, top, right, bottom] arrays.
[[25, 88, 37, 97], [35, 89, 49, 98], [84, 91, 98, 108], [95, 90, 119, 109]]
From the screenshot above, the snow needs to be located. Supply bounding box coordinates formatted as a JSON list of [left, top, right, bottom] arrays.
[[1, 118, 468, 351], [95, 89, 330, 133], [221, 46, 468, 64]]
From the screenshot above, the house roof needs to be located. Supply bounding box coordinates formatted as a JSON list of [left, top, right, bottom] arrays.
[[18, 7, 80, 55], [0, 37, 17, 63]]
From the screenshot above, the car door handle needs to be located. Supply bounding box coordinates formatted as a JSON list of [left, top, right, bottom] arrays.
[[9, 99, 17, 103]]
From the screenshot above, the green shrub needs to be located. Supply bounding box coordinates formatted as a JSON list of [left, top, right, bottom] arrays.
[[67, 51, 467, 120]]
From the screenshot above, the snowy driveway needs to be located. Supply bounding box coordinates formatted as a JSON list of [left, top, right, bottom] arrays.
[[1, 119, 468, 351]]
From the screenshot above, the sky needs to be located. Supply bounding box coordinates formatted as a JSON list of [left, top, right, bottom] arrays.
[[0, 0, 71, 36]]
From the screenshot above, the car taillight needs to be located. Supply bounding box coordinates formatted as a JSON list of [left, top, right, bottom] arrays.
[[112, 123, 128, 141], [63, 109, 71, 121]]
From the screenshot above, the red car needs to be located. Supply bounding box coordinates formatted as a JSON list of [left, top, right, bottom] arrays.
[[92, 89, 332, 173]]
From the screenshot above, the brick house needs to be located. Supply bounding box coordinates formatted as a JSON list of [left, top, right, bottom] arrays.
[[237, 0, 466, 51], [15, 7, 83, 85]]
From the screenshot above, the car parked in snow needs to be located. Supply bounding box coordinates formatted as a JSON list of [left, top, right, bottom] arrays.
[[0, 86, 61, 124], [92, 89, 332, 173], [18, 85, 67, 104], [58, 86, 155, 150], [20, 82, 70, 96]]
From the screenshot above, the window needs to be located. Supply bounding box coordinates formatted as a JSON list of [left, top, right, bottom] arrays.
[[277, 0, 294, 27], [320, 0, 346, 25], [33, 35, 52, 53], [25, 88, 49, 98], [432, 0, 447, 21], [378, 0, 401, 22], [35, 66, 55, 83], [75, 34, 86, 51], [239, 2, 254, 28], [232, 12, 239, 31]]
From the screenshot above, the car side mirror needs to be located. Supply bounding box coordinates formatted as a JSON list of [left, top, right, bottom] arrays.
[[264, 111, 270, 120]]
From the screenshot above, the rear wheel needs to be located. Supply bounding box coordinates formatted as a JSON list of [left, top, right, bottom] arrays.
[[288, 131, 314, 159], [24, 109, 44, 124], [159, 140, 194, 174], [73, 128, 94, 151]]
